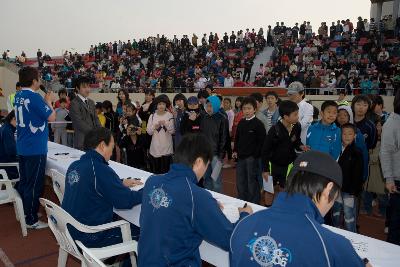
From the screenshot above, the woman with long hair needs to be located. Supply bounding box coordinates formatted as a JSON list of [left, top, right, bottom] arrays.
[[116, 89, 132, 116]]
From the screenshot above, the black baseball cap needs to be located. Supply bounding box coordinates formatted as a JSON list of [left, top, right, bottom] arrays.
[[288, 151, 343, 187]]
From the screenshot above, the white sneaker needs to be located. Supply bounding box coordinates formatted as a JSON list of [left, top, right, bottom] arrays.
[[27, 220, 48, 229]]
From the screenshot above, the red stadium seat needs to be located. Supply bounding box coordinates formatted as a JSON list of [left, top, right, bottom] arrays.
[[89, 83, 100, 88], [314, 60, 322, 66]]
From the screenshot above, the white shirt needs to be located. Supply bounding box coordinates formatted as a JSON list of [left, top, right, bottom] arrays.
[[245, 115, 256, 121], [378, 51, 389, 61], [289, 64, 298, 74], [77, 94, 88, 103], [327, 78, 337, 88], [194, 77, 208, 90], [298, 99, 314, 144], [110, 82, 121, 89], [364, 22, 370, 31], [224, 77, 234, 87]]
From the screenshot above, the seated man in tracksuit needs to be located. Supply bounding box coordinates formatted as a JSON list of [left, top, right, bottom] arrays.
[[230, 151, 370, 267], [62, 127, 143, 248], [0, 110, 19, 180], [138, 133, 253, 267]]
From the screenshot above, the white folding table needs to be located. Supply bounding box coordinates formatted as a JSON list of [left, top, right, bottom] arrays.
[[46, 142, 400, 267]]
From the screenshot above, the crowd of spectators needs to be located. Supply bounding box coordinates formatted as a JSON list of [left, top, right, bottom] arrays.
[[255, 15, 400, 96], [5, 28, 266, 93], [2, 15, 400, 96]]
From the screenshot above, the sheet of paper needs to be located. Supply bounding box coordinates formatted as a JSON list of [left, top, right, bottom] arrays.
[[263, 176, 274, 193], [221, 203, 240, 223], [211, 160, 222, 181]]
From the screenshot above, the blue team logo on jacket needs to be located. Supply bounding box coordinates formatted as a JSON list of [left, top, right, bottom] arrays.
[[149, 186, 172, 209], [324, 134, 337, 143], [247, 228, 292, 267], [67, 170, 80, 186]]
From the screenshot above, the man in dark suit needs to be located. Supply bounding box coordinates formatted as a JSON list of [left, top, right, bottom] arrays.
[[69, 76, 101, 150]]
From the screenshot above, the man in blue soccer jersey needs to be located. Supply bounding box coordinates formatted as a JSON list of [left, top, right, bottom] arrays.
[[14, 67, 56, 229]]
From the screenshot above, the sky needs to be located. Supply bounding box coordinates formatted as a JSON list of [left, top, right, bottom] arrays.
[[0, 0, 371, 57]]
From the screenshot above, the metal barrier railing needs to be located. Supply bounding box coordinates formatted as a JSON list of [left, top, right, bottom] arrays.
[[303, 87, 397, 96]]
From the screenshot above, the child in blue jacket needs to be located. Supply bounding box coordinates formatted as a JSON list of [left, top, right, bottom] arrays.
[[307, 100, 342, 160], [138, 133, 252, 267]]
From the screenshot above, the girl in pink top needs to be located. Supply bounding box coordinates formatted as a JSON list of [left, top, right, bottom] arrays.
[[147, 95, 175, 174]]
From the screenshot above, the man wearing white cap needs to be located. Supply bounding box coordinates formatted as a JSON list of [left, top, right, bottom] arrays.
[[287, 82, 314, 144]]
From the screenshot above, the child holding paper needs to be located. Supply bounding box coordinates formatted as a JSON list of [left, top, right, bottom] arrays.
[[232, 97, 266, 204], [332, 123, 364, 232], [261, 100, 309, 206]]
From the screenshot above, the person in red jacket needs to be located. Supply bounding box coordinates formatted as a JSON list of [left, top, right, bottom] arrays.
[[54, 89, 70, 109]]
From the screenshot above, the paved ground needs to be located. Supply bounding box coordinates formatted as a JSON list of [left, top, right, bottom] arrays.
[[0, 166, 386, 266]]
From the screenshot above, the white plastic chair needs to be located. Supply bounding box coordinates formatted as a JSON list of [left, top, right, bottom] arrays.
[[0, 162, 20, 183], [77, 240, 138, 267], [48, 169, 66, 203], [0, 169, 27, 237], [40, 198, 137, 267]]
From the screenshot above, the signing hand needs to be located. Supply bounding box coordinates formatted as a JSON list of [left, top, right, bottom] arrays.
[[123, 179, 143, 188], [238, 204, 253, 215]]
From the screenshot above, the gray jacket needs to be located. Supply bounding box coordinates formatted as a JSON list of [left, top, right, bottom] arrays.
[[380, 112, 400, 183], [52, 108, 69, 129], [69, 96, 101, 150]]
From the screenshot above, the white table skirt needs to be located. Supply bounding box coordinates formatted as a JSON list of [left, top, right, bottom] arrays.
[[45, 142, 400, 267]]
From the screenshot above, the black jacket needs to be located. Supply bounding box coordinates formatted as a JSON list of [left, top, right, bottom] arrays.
[[338, 143, 364, 195], [119, 135, 146, 169], [234, 117, 266, 159], [200, 112, 227, 159], [138, 101, 157, 123], [180, 109, 203, 135], [261, 121, 303, 171]]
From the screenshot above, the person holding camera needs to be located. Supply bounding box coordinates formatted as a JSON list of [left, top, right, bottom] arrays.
[[180, 96, 203, 136], [119, 122, 146, 170]]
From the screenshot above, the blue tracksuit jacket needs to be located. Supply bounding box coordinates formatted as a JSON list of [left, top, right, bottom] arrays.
[[230, 193, 364, 267], [138, 163, 249, 267]]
